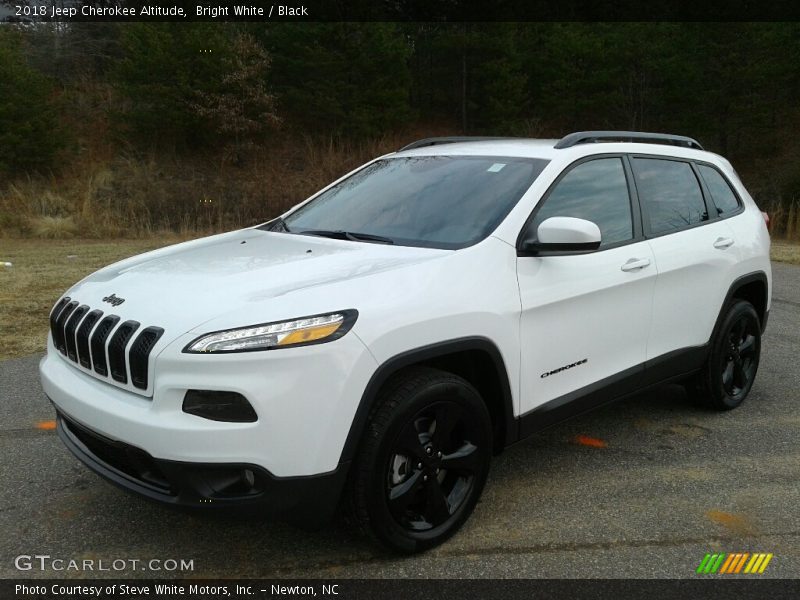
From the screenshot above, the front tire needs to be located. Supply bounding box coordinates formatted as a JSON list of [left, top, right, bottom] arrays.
[[349, 367, 492, 553], [690, 299, 762, 410]]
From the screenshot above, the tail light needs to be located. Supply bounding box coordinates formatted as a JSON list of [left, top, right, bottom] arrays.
[[761, 211, 771, 232]]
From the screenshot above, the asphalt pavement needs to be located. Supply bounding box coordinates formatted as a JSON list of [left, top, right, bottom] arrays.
[[1, 262, 799, 579]]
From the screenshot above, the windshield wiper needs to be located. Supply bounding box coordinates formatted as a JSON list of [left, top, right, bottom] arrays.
[[296, 229, 395, 245]]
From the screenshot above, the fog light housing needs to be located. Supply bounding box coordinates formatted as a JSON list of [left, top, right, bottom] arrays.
[[182, 390, 257, 423]]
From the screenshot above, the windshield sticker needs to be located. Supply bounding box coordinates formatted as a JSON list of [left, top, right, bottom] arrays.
[[487, 163, 506, 173]]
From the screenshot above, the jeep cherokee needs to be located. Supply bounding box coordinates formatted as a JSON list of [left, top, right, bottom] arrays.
[[40, 131, 772, 553]]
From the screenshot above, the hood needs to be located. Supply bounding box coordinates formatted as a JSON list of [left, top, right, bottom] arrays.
[[64, 229, 448, 336]]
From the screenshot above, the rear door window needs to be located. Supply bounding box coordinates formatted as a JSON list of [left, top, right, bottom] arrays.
[[632, 158, 708, 235]]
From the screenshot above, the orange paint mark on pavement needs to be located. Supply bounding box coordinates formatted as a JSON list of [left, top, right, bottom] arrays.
[[572, 434, 608, 448], [706, 509, 757, 536], [35, 420, 56, 431]]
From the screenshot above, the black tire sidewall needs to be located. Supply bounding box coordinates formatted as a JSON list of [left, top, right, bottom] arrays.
[[362, 374, 492, 553], [706, 300, 761, 410]]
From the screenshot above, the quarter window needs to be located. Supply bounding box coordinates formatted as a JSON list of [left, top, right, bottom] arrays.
[[529, 158, 633, 247], [633, 158, 708, 235], [697, 164, 741, 216]]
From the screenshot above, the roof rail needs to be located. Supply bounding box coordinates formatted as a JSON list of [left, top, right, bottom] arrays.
[[554, 131, 704, 151], [399, 136, 517, 152]]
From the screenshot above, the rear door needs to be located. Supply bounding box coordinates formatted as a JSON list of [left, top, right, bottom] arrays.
[[631, 156, 740, 363]]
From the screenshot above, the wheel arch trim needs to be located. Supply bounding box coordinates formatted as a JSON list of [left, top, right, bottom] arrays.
[[338, 337, 517, 465], [714, 271, 770, 337]]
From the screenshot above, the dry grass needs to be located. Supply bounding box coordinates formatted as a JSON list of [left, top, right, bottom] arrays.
[[0, 237, 189, 360], [760, 198, 800, 242], [771, 239, 800, 265], [31, 215, 78, 239]]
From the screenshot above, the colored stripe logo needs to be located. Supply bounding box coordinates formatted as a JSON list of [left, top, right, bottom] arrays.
[[696, 552, 773, 574]]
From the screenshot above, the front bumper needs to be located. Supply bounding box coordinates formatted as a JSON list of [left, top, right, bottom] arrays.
[[40, 330, 377, 477], [57, 411, 348, 525]]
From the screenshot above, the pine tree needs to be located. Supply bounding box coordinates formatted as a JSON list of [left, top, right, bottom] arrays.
[[113, 24, 233, 148], [0, 29, 65, 175], [262, 23, 413, 137]]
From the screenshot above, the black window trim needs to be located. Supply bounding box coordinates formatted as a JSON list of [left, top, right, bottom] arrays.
[[693, 160, 745, 221], [629, 153, 716, 239], [516, 153, 644, 257], [516, 152, 747, 257]]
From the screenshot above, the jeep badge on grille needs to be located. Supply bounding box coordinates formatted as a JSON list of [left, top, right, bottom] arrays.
[[102, 293, 125, 307]]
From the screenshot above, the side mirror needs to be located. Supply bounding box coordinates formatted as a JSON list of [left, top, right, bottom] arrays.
[[520, 216, 602, 254]]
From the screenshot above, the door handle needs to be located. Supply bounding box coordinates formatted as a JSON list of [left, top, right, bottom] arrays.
[[713, 237, 735, 249], [620, 257, 651, 272]]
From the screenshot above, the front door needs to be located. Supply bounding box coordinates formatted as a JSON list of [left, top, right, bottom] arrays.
[[516, 156, 656, 430]]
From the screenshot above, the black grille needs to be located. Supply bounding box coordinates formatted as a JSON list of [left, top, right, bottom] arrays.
[[129, 327, 164, 389], [76, 309, 103, 368], [91, 315, 120, 376], [64, 305, 89, 362], [49, 297, 71, 349], [49, 297, 163, 392], [53, 300, 78, 353], [108, 321, 140, 383]]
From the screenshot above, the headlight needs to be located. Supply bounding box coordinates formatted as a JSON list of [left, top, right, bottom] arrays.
[[184, 310, 358, 353]]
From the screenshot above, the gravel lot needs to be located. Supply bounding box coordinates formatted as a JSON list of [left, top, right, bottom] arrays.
[[1, 262, 798, 579]]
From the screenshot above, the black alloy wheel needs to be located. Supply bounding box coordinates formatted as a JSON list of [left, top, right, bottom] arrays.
[[721, 311, 759, 402], [690, 299, 762, 410], [350, 367, 492, 553], [387, 400, 482, 532]]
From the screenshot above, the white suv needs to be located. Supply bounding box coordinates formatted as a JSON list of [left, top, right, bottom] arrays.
[[40, 131, 771, 553]]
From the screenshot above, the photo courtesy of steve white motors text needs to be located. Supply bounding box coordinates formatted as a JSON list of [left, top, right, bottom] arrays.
[[15, 582, 340, 597]]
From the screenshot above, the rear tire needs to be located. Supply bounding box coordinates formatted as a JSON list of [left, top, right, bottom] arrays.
[[689, 299, 761, 410], [349, 367, 492, 553]]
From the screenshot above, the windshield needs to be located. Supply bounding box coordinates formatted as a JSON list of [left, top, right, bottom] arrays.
[[275, 155, 549, 249]]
